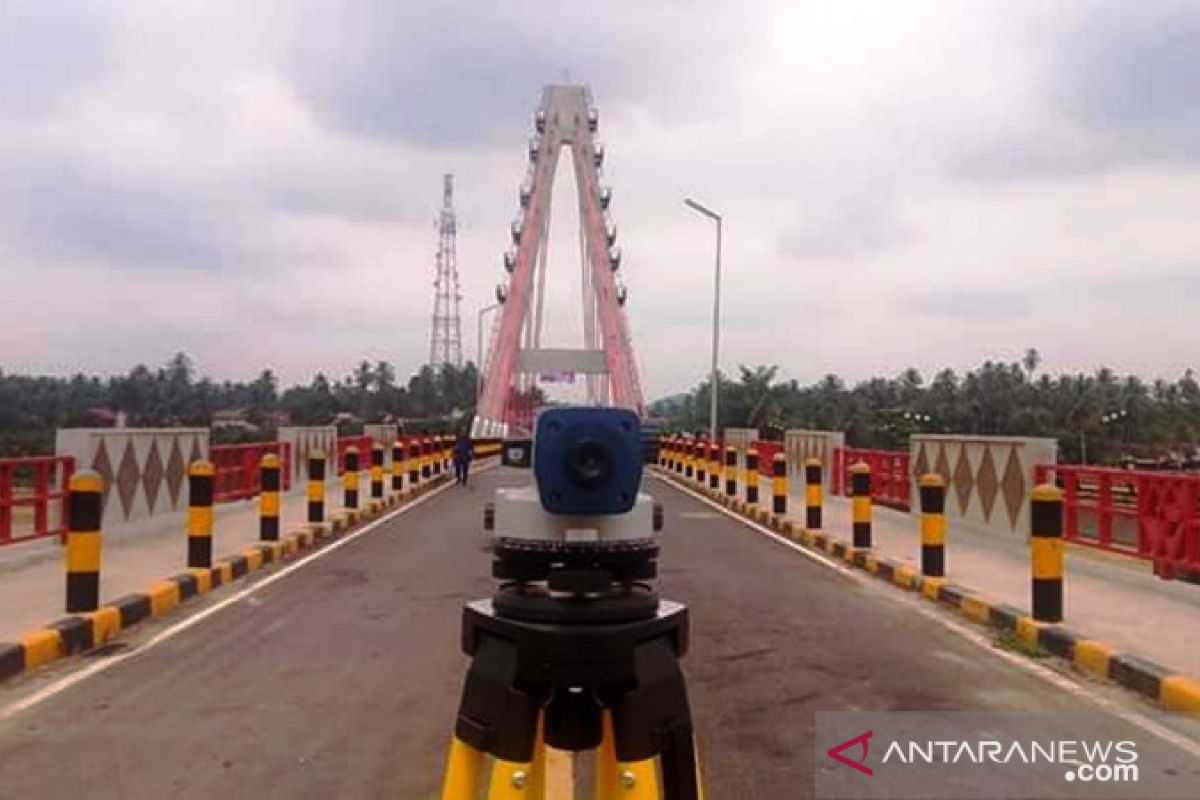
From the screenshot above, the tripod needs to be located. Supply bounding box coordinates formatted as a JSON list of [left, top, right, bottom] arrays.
[[440, 584, 702, 799]]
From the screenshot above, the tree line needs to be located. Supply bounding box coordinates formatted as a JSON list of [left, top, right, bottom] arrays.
[[0, 353, 479, 456], [648, 350, 1200, 466]]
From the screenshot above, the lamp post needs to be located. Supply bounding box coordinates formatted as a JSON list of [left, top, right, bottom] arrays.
[[476, 302, 500, 401], [684, 197, 723, 442]]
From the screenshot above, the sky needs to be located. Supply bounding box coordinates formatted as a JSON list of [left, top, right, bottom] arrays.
[[2, 0, 1199, 400]]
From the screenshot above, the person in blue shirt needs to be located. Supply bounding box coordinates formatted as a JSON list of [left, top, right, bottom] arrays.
[[454, 430, 473, 486]]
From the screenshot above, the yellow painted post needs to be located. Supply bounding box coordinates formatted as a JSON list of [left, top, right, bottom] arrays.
[[805, 457, 823, 531], [391, 439, 404, 494], [771, 453, 788, 516], [188, 460, 215, 568], [695, 439, 707, 487], [850, 462, 872, 548], [724, 445, 737, 498], [422, 437, 433, 481], [65, 470, 103, 613], [408, 438, 421, 490], [684, 437, 695, 480], [307, 449, 326, 524], [745, 448, 759, 505], [705, 443, 715, 494], [918, 473, 947, 577], [343, 446, 360, 510], [370, 443, 385, 499], [1031, 483, 1064, 623], [432, 435, 443, 477], [259, 453, 280, 542]]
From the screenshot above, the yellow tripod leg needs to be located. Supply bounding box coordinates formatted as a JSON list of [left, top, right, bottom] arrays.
[[487, 757, 538, 800], [612, 759, 659, 798], [442, 736, 485, 800]]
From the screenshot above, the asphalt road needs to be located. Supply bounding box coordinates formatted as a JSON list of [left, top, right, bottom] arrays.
[[0, 467, 1197, 799]]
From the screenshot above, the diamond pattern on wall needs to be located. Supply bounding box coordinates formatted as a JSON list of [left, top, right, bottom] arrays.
[[1001, 446, 1025, 529], [952, 448, 974, 514], [933, 443, 951, 484], [166, 439, 186, 506], [143, 441, 164, 513], [91, 440, 114, 511], [913, 443, 930, 480], [976, 447, 999, 522], [116, 440, 140, 520]]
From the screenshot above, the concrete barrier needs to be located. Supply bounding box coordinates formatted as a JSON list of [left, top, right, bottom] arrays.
[[910, 434, 1058, 536], [278, 426, 338, 489], [56, 428, 210, 529], [784, 429, 845, 493]]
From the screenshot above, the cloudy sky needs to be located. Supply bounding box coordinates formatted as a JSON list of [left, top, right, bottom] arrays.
[[2, 0, 1198, 399]]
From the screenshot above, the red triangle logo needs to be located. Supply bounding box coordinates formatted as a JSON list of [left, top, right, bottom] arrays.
[[827, 730, 874, 776]]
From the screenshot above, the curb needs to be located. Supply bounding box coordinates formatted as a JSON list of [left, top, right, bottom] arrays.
[[655, 467, 1200, 716], [0, 475, 455, 687]]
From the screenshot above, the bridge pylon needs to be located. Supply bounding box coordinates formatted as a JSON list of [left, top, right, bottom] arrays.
[[473, 85, 645, 437]]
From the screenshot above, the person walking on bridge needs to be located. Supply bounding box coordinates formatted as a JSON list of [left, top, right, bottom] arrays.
[[454, 430, 473, 486]]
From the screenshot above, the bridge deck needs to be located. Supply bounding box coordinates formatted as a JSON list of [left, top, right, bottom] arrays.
[[0, 467, 1196, 797]]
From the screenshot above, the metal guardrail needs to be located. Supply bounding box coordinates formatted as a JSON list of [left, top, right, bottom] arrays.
[[0, 456, 75, 546], [209, 443, 292, 502], [833, 447, 911, 510], [1035, 464, 1200, 580]]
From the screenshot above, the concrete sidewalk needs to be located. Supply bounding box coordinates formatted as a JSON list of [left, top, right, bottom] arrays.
[[0, 473, 388, 642], [807, 495, 1200, 675], [698, 468, 1200, 678]]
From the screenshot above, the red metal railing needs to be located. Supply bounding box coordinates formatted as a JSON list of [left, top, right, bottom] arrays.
[[335, 435, 374, 474], [833, 447, 911, 510], [1035, 464, 1200, 579], [0, 456, 75, 546], [753, 440, 784, 477], [210, 442, 292, 502]]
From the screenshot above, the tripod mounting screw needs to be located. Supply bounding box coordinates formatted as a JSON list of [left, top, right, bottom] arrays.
[[510, 770, 528, 789], [621, 770, 637, 789]]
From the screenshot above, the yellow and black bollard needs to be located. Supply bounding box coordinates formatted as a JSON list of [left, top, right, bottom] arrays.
[[745, 447, 759, 505], [724, 445, 737, 498], [686, 438, 696, 479], [65, 470, 104, 613], [422, 437, 432, 481], [433, 435, 443, 477], [695, 439, 706, 487], [772, 453, 788, 516], [343, 446, 360, 510], [259, 453, 281, 542], [391, 439, 404, 494], [371, 443, 385, 500], [805, 457, 823, 531], [307, 449, 326, 524], [1031, 483, 1064, 623], [919, 473, 947, 577], [850, 462, 872, 549], [188, 460, 215, 569], [705, 441, 715, 491], [675, 437, 685, 475], [408, 438, 421, 491]]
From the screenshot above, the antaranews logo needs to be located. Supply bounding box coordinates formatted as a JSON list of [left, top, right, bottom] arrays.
[[816, 712, 1194, 800], [826, 732, 1138, 782], [827, 730, 874, 777]]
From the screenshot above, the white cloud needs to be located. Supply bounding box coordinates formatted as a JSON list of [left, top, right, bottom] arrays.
[[2, 0, 1199, 402]]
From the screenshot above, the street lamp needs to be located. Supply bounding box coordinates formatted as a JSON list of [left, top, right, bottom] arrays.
[[476, 302, 500, 401], [684, 197, 723, 442]]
